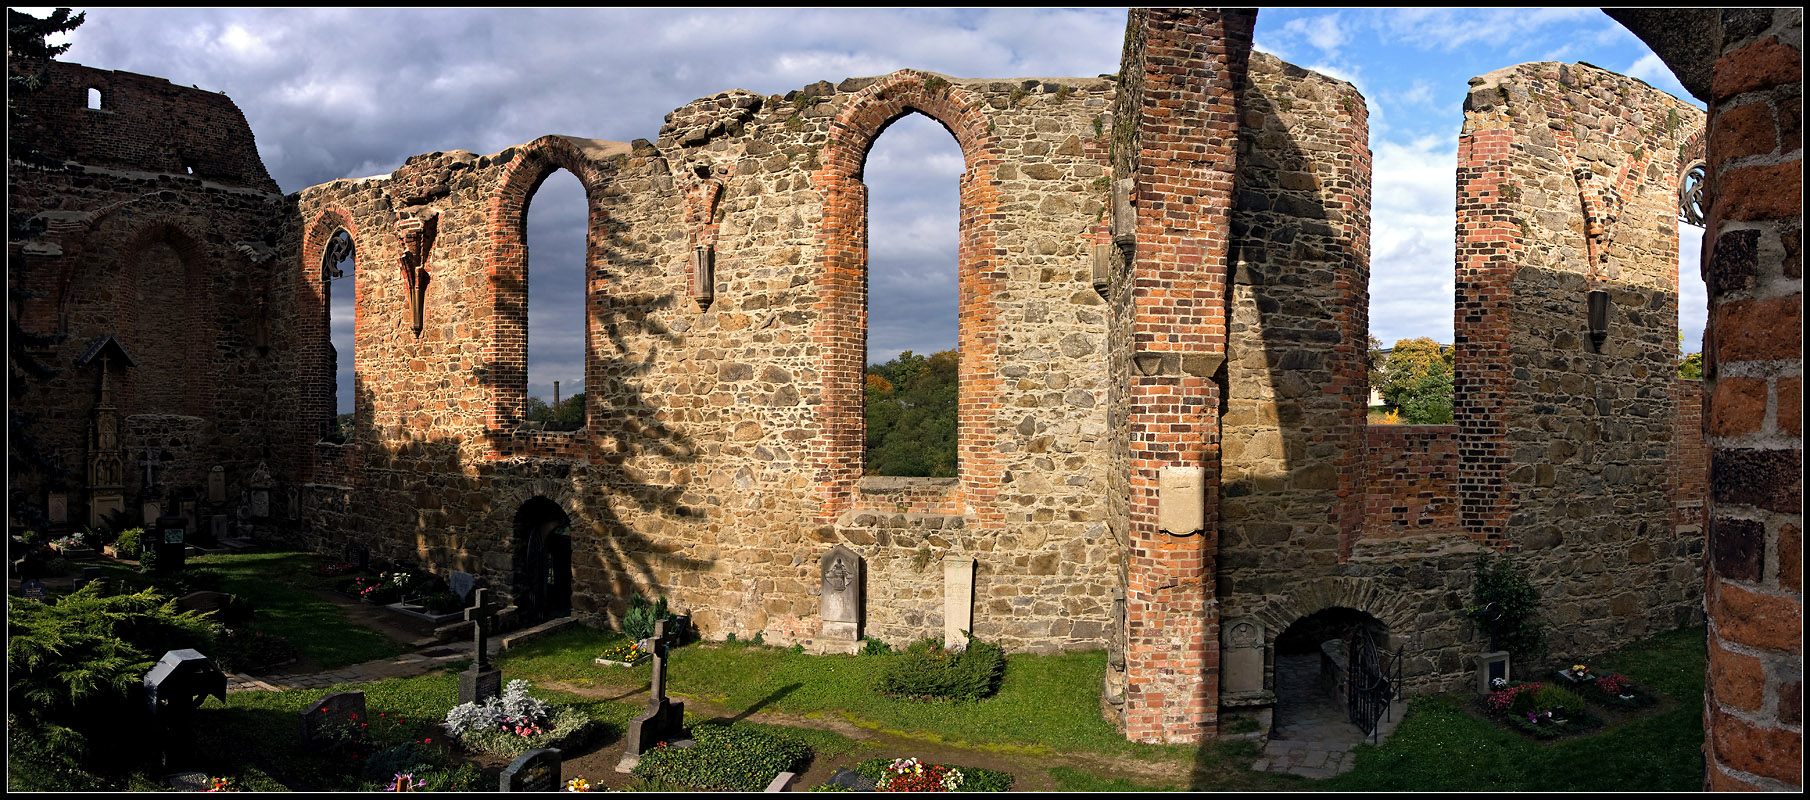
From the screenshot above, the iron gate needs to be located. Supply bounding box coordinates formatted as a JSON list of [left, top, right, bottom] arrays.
[[1346, 629, 1403, 743]]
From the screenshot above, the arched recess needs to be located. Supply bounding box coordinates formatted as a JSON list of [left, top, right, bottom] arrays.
[[484, 136, 610, 440], [300, 207, 362, 447], [117, 218, 213, 418], [1240, 576, 1419, 661], [513, 495, 575, 623], [807, 69, 1005, 521]]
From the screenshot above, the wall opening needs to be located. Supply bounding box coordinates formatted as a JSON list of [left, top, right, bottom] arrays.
[[514, 496, 573, 623], [1272, 607, 1397, 741], [324, 229, 356, 443], [87, 87, 101, 109], [524, 168, 587, 432], [862, 112, 961, 478]]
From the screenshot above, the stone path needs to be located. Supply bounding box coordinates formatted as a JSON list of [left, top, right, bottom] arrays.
[[1251, 652, 1404, 780], [225, 642, 479, 692]]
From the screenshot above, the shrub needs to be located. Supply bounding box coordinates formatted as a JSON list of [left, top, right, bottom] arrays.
[[1530, 684, 1585, 715], [445, 680, 598, 759], [874, 634, 1006, 702], [622, 593, 674, 642], [114, 527, 143, 555], [632, 723, 811, 792], [1467, 554, 1546, 668], [860, 637, 893, 656]]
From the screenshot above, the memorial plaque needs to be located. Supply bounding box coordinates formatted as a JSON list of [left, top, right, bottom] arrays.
[[21, 578, 47, 601], [449, 571, 476, 602], [820, 545, 863, 646], [500, 748, 562, 792], [211, 515, 228, 543], [207, 467, 226, 504], [943, 555, 975, 650], [156, 516, 189, 573], [47, 492, 67, 525], [1222, 619, 1266, 695], [299, 690, 366, 750], [250, 489, 270, 519], [143, 499, 163, 526]]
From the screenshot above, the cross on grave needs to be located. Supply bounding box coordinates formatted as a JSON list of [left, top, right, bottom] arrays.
[[140, 449, 163, 489], [458, 588, 504, 705], [618, 618, 687, 772]]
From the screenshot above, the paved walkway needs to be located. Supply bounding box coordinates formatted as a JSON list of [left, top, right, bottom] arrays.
[[1251, 653, 1404, 779]]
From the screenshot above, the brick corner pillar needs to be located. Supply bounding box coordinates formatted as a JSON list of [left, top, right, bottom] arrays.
[[1118, 7, 1256, 744], [1696, 8, 1803, 793], [1452, 118, 1520, 547]]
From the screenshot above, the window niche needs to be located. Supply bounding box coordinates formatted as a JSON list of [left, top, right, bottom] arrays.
[[323, 229, 356, 444]]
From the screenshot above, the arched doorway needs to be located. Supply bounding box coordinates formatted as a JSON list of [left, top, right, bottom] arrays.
[[1271, 607, 1399, 744], [513, 497, 573, 622]]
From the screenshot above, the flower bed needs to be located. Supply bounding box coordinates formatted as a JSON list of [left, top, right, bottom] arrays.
[[1481, 681, 1602, 739], [1577, 672, 1658, 709], [444, 680, 600, 759], [816, 757, 1015, 792], [631, 723, 811, 792], [594, 642, 650, 666]]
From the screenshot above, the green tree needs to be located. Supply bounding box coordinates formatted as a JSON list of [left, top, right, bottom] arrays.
[[1366, 334, 1387, 397], [865, 349, 958, 477], [1381, 337, 1455, 424], [1467, 554, 1547, 669]]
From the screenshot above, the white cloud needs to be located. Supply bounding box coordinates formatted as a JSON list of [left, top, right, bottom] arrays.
[[1283, 12, 1348, 58]]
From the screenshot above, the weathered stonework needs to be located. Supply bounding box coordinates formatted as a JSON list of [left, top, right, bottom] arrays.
[[12, 9, 1766, 755]]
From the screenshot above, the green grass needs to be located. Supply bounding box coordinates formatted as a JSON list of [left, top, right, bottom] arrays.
[[1050, 765, 1185, 791], [500, 627, 1192, 765], [99, 551, 407, 670], [1322, 625, 1705, 792]]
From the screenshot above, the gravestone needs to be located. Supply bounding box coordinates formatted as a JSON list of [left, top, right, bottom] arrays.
[[142, 498, 162, 526], [1221, 619, 1266, 695], [248, 462, 273, 519], [47, 492, 67, 525], [299, 690, 367, 750], [72, 564, 104, 593], [1477, 651, 1511, 693], [345, 542, 370, 572], [943, 555, 976, 650], [207, 466, 226, 504], [827, 768, 878, 791], [179, 498, 198, 536], [210, 515, 228, 544], [819, 545, 863, 652], [20, 578, 47, 601], [458, 588, 503, 704], [617, 619, 686, 773], [145, 649, 227, 768], [286, 486, 300, 521], [177, 590, 233, 617], [163, 771, 211, 791], [449, 571, 476, 602], [155, 516, 188, 573], [499, 748, 562, 792]]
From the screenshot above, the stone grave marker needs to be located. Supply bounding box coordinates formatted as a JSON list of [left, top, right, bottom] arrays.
[[286, 486, 300, 520], [144, 649, 227, 769], [47, 492, 67, 525], [72, 564, 104, 593], [163, 771, 211, 791], [458, 588, 503, 704], [1477, 651, 1511, 693], [207, 466, 226, 504], [943, 555, 976, 650], [299, 690, 366, 750], [249, 462, 272, 519], [820, 545, 862, 651], [177, 590, 233, 617], [21, 578, 47, 601], [142, 497, 162, 526], [449, 570, 476, 602], [210, 514, 229, 544], [827, 768, 878, 791], [155, 516, 189, 573], [345, 541, 371, 572], [1221, 619, 1265, 696], [617, 619, 687, 772], [499, 747, 562, 792]]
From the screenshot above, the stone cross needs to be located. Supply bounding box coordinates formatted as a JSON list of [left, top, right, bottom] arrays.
[[140, 449, 163, 488], [465, 587, 500, 671], [648, 619, 679, 702], [618, 617, 687, 772]]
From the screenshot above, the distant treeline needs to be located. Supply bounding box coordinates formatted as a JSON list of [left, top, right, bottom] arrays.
[[866, 349, 957, 477]]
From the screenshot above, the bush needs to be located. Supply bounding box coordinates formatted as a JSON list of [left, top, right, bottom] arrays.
[[446, 680, 599, 759], [114, 528, 143, 555], [622, 593, 674, 642], [874, 635, 1006, 702], [632, 723, 812, 792], [860, 637, 893, 656], [1467, 554, 1546, 668]]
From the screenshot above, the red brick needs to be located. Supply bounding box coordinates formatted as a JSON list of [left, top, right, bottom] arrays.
[[1713, 579, 1803, 652], [1719, 162, 1805, 222], [1710, 100, 1778, 161], [1715, 296, 1802, 363], [1710, 377, 1769, 437], [1713, 36, 1804, 101], [1778, 377, 1799, 436], [1706, 765, 1764, 791], [1709, 702, 1804, 785], [1709, 645, 1767, 711]]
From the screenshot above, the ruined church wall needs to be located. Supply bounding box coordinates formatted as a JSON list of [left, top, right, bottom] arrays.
[[292, 71, 1124, 654], [1456, 62, 1707, 658], [9, 61, 296, 531]]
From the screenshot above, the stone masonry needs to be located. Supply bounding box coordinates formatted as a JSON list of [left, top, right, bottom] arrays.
[[9, 8, 1764, 753]]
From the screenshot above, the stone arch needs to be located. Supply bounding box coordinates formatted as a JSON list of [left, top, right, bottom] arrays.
[[1243, 577, 1420, 653], [806, 69, 1006, 520], [484, 136, 612, 437], [117, 217, 214, 417], [300, 207, 362, 451], [512, 494, 576, 623]]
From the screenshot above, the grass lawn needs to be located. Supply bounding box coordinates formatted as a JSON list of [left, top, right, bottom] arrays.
[[99, 551, 408, 670]]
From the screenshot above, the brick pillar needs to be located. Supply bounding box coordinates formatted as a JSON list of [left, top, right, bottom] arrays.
[[1452, 126, 1519, 545], [1119, 7, 1255, 744], [1698, 9, 1802, 792]]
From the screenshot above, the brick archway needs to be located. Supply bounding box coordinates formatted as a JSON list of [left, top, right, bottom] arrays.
[[806, 69, 1005, 523], [484, 135, 612, 442]]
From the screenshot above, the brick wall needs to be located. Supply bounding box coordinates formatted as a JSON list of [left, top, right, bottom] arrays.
[[1696, 8, 1803, 792], [1362, 425, 1461, 537]]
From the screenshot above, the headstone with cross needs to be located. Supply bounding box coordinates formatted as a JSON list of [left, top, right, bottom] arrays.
[[140, 449, 164, 490], [617, 618, 687, 772], [457, 587, 503, 704]]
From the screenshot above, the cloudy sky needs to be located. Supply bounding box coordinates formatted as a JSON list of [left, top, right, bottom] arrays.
[[28, 8, 1706, 412]]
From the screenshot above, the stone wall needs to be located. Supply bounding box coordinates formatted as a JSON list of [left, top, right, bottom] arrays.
[[1455, 61, 1708, 658], [291, 67, 1124, 654], [8, 60, 296, 533]]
